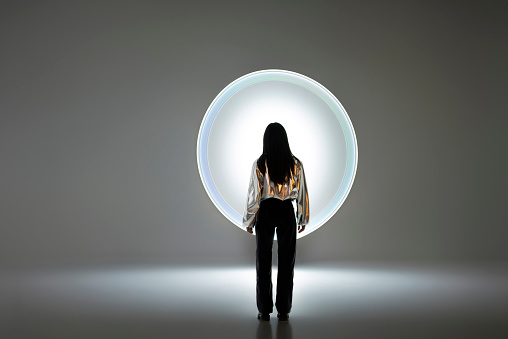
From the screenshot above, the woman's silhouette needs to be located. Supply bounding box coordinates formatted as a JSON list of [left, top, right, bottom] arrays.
[[243, 122, 309, 321]]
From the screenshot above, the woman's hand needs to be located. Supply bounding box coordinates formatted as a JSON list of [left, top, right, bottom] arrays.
[[246, 227, 254, 234], [298, 225, 306, 233]]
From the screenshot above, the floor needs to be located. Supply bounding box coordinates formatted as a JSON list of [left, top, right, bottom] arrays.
[[2, 263, 507, 339]]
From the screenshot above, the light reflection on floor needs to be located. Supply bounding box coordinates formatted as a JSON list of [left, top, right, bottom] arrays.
[[2, 264, 507, 338]]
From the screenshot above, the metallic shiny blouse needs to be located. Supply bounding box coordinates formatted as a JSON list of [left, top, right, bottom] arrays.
[[243, 158, 309, 229]]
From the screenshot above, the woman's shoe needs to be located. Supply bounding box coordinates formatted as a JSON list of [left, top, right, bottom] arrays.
[[277, 313, 289, 321], [257, 313, 270, 321]]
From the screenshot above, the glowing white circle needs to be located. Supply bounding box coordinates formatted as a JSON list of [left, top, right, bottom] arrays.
[[197, 69, 358, 238]]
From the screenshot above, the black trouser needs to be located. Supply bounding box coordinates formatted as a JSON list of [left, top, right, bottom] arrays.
[[256, 198, 297, 315]]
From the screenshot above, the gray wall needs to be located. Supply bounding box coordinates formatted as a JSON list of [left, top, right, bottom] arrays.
[[1, 1, 507, 268]]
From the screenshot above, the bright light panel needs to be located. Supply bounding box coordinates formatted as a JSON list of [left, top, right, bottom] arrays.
[[197, 69, 358, 238]]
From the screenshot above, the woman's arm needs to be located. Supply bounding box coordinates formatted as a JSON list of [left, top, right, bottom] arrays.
[[296, 160, 310, 231], [243, 160, 263, 231]]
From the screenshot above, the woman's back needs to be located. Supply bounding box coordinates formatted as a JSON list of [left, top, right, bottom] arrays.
[[261, 156, 304, 202], [243, 155, 309, 229]]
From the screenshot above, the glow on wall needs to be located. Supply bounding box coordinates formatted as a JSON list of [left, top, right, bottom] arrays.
[[197, 69, 358, 238]]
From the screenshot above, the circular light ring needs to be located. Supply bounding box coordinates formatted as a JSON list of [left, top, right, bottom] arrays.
[[197, 69, 358, 237]]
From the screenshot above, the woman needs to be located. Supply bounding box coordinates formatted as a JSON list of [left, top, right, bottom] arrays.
[[243, 122, 309, 321]]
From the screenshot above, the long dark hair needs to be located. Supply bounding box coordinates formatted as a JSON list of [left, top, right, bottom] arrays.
[[257, 122, 297, 185]]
